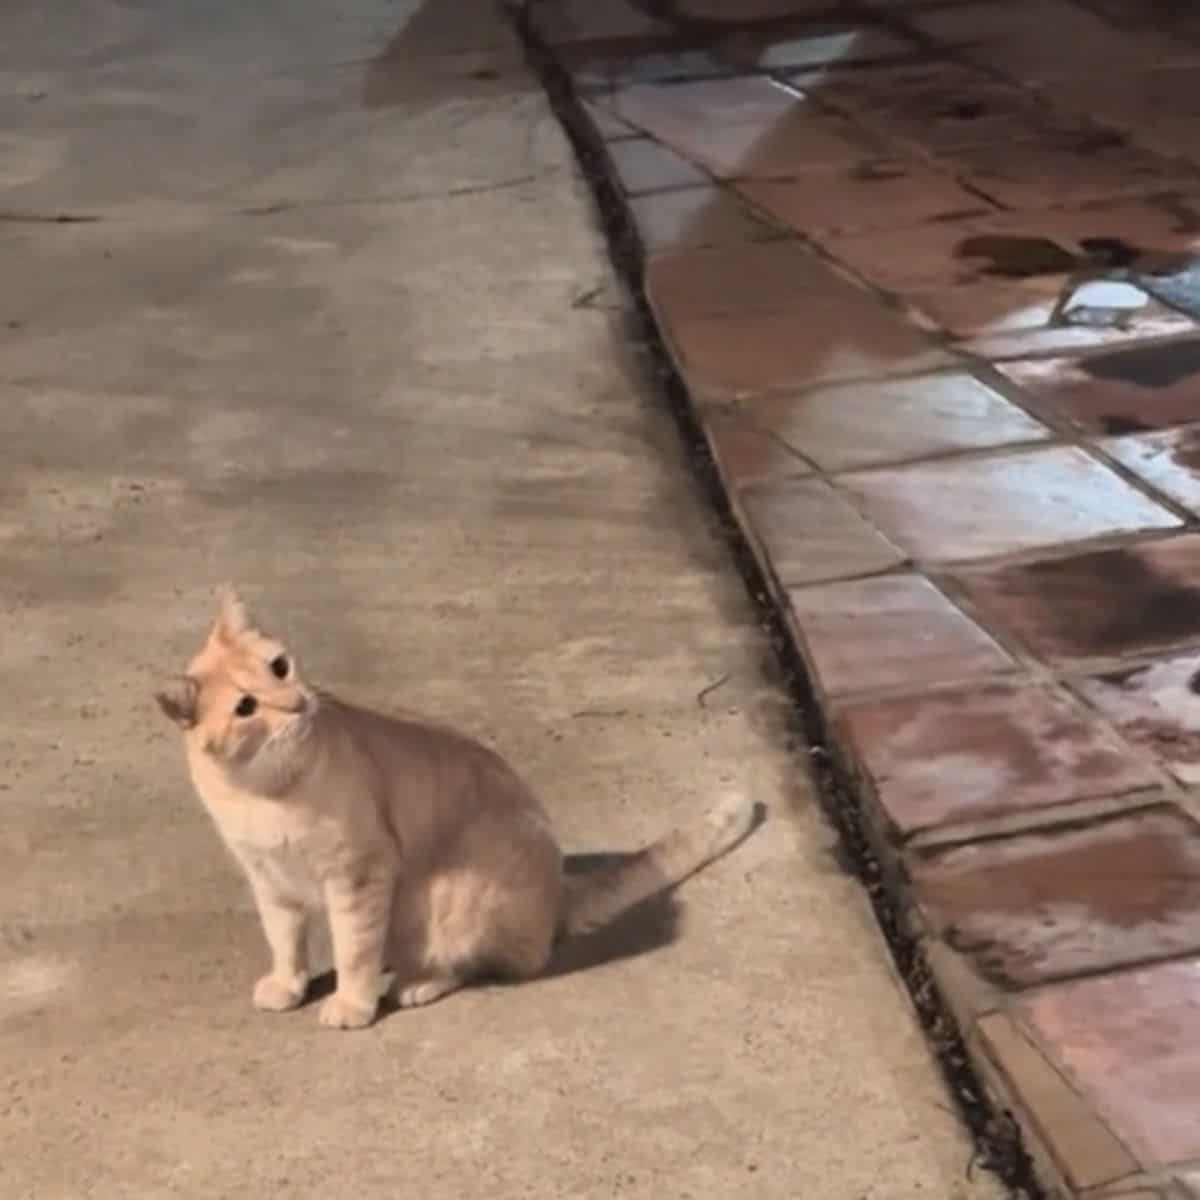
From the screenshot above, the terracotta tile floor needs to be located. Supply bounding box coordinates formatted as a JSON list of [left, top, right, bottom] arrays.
[[541, 0, 1200, 1191]]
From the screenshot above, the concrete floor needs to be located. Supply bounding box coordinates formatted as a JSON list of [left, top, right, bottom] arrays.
[[0, 3, 1002, 1197]]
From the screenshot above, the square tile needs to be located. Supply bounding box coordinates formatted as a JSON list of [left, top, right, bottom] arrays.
[[607, 75, 802, 138], [800, 60, 1076, 154], [581, 100, 640, 140], [952, 534, 1200, 666], [532, 0, 671, 45], [839, 446, 1181, 562], [819, 197, 1200, 294], [704, 414, 813, 489], [738, 159, 988, 236], [661, 303, 953, 401], [1042, 65, 1200, 133], [1076, 650, 1200, 785], [911, 805, 1200, 986], [842, 679, 1156, 837], [645, 239, 843, 319], [905, 278, 1194, 355], [607, 137, 708, 194], [950, 135, 1197, 211], [566, 45, 736, 92], [907, 0, 1111, 45], [963, 28, 1199, 86], [607, 81, 888, 179], [739, 476, 906, 585], [997, 343, 1200, 436], [787, 573, 1013, 697], [1019, 958, 1200, 1164], [739, 372, 1050, 472], [974, 1013, 1139, 1192], [732, 22, 921, 72], [630, 185, 784, 252], [1103, 424, 1200, 515]]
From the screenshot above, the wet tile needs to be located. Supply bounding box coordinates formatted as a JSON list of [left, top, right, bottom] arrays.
[[532, 0, 671, 45], [566, 45, 736, 91], [907, 0, 1112, 45], [841, 679, 1155, 837], [1076, 650, 1200, 786], [819, 197, 1200, 294], [645, 240, 843, 319], [975, 1013, 1140, 1192], [839, 446, 1180, 562], [950, 135, 1196, 211], [1103, 424, 1200, 516], [739, 477, 906, 585], [1042, 65, 1200, 134], [952, 534, 1200, 667], [910, 805, 1200, 986], [800, 60, 1073, 154], [997, 344, 1200, 436], [964, 313, 1198, 362], [661, 301, 953, 401], [730, 22, 921, 72], [630, 185, 784, 252], [607, 137, 708, 194], [738, 160, 988, 237], [606, 77, 888, 178], [964, 28, 1199, 86], [787, 573, 1013, 698], [1018, 958, 1200, 1164], [906, 278, 1193, 354], [607, 75, 802, 137], [704, 415, 813, 489], [741, 372, 1050, 472], [581, 100, 640, 140]]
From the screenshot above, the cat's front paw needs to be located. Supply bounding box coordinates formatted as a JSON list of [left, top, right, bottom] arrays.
[[318, 992, 377, 1030], [253, 973, 307, 1013]]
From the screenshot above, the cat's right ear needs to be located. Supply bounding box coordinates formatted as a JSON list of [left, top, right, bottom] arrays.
[[156, 675, 199, 728]]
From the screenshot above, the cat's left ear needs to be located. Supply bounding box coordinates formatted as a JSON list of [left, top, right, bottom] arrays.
[[156, 675, 199, 728], [213, 583, 252, 641]]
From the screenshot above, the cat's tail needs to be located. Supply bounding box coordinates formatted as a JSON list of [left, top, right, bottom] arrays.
[[561, 793, 759, 937]]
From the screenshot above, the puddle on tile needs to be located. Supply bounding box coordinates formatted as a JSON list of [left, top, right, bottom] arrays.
[[1078, 649, 1200, 784], [953, 534, 1200, 666], [997, 343, 1200, 434], [1102, 422, 1200, 515], [911, 804, 1200, 986]]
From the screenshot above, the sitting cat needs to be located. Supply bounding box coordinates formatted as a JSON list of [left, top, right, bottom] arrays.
[[156, 587, 757, 1029]]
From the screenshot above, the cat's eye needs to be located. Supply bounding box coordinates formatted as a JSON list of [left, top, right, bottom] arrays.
[[270, 655, 290, 680], [235, 695, 258, 718]]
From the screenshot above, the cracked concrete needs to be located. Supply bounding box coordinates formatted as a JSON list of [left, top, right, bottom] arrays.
[[0, 2, 1002, 1198]]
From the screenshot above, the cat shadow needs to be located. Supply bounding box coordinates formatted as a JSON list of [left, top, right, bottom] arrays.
[[301, 804, 765, 1015]]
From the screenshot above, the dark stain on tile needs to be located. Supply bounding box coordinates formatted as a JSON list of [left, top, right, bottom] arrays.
[[1168, 425, 1200, 472], [1099, 414, 1152, 435], [1095, 664, 1151, 688], [911, 806, 1200, 986], [957, 537, 1200, 664], [1082, 339, 1200, 389], [849, 162, 909, 183], [956, 235, 1078, 279]]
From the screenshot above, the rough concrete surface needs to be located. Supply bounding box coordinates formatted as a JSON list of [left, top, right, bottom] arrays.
[[0, 3, 1002, 1198]]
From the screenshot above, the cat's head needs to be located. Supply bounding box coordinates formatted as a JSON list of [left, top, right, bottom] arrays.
[[156, 586, 319, 790]]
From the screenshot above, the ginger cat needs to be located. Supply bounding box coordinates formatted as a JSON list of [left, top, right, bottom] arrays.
[[156, 587, 757, 1030]]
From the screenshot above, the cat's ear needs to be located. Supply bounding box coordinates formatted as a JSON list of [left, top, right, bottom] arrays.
[[156, 675, 199, 728], [213, 583, 252, 641]]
